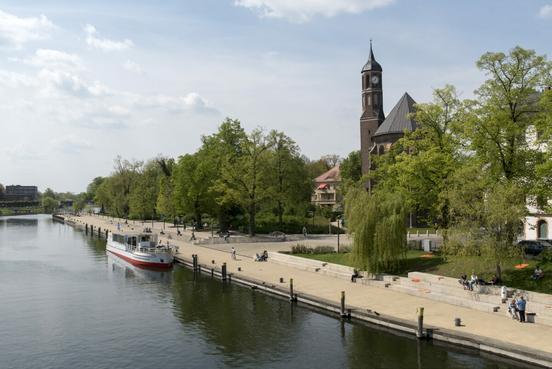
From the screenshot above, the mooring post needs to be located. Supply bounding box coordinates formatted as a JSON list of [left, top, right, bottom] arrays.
[[289, 278, 297, 302], [416, 307, 424, 338], [90, 225, 93, 236], [222, 262, 227, 281], [211, 268, 214, 278], [192, 254, 198, 272], [98, 227, 101, 237], [105, 229, 108, 238], [340, 291, 346, 317], [85, 224, 88, 234]]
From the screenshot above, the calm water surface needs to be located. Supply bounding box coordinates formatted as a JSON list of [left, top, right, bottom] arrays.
[[0, 215, 533, 369]]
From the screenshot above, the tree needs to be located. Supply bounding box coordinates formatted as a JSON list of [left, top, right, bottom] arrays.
[[345, 186, 406, 273], [173, 152, 217, 228], [42, 196, 58, 213], [128, 161, 160, 219], [264, 130, 312, 227], [86, 177, 105, 202], [372, 86, 462, 231], [340, 150, 362, 183], [215, 126, 274, 236]]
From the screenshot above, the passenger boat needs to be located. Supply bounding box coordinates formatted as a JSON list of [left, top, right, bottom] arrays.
[[106, 231, 174, 268]]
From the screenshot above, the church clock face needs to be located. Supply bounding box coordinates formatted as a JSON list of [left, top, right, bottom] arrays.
[[371, 75, 379, 85]]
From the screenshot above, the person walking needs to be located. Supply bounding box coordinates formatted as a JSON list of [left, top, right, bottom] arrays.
[[516, 296, 527, 323], [302, 226, 308, 239], [231, 246, 236, 260]]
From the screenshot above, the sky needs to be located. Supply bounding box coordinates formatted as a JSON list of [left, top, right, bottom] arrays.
[[0, 0, 551, 193]]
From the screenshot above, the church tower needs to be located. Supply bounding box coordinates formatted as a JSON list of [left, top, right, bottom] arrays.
[[360, 41, 385, 175]]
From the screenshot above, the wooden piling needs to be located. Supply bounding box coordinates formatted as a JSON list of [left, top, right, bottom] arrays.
[[222, 262, 227, 281], [416, 307, 425, 338], [289, 278, 297, 302], [340, 291, 346, 318]]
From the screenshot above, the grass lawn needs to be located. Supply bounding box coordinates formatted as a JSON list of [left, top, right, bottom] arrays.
[[295, 250, 552, 294]]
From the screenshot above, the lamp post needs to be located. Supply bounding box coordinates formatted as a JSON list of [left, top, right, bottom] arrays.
[[337, 215, 341, 253]]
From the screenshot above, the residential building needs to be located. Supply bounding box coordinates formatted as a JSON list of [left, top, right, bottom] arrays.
[[311, 165, 341, 209]]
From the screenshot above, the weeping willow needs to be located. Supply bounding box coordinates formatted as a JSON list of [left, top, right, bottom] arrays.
[[345, 187, 407, 273]]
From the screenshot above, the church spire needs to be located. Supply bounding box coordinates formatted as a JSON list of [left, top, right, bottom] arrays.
[[362, 40, 382, 72]]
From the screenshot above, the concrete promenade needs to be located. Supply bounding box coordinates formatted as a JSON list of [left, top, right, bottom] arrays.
[[66, 214, 552, 367]]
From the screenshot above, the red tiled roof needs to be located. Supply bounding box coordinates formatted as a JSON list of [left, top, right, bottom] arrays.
[[314, 165, 341, 183]]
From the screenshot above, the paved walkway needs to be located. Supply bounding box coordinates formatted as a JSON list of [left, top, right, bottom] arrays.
[[67, 214, 552, 363]]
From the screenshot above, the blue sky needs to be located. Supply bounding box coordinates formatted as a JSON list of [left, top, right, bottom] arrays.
[[1, 0, 551, 192]]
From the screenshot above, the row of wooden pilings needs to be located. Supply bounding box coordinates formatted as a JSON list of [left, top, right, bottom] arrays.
[[187, 252, 427, 338], [84, 223, 109, 239]]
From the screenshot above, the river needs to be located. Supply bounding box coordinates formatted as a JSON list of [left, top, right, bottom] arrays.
[[0, 215, 533, 369]]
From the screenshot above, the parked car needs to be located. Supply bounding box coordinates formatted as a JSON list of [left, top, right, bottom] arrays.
[[517, 240, 547, 256]]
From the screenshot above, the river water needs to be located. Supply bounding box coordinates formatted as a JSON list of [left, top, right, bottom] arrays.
[[0, 215, 533, 369]]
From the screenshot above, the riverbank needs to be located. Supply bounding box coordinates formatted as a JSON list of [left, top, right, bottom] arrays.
[[63, 214, 552, 368]]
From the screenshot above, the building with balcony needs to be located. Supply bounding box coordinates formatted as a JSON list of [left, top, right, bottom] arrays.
[[311, 165, 341, 209]]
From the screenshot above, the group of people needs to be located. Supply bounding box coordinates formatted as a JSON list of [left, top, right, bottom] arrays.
[[507, 296, 528, 323], [458, 272, 501, 291], [255, 250, 269, 262]]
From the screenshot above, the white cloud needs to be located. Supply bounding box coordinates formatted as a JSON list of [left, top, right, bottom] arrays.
[[0, 9, 55, 47], [234, 0, 394, 22], [539, 4, 552, 18], [50, 134, 93, 153], [84, 24, 133, 51], [38, 68, 110, 98], [122, 60, 143, 73], [133, 92, 217, 114], [0, 69, 37, 88], [24, 49, 82, 71]]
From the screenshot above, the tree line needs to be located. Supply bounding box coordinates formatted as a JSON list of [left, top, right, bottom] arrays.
[[345, 46, 552, 276], [87, 120, 346, 236]]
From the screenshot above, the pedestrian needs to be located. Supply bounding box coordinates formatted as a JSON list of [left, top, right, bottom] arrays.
[[302, 226, 308, 239], [516, 296, 527, 323], [231, 246, 236, 260], [508, 299, 518, 320], [190, 230, 196, 241], [117, 222, 120, 231]]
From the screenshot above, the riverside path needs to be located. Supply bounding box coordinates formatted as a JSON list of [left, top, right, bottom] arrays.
[[65, 214, 552, 367]]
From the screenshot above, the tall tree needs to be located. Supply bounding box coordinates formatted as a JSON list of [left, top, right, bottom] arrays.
[[264, 130, 311, 227]]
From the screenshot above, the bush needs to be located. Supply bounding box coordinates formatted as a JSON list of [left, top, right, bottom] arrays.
[[313, 246, 335, 253], [254, 213, 345, 234], [290, 244, 338, 254]]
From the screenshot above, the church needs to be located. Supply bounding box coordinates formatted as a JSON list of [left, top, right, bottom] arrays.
[[359, 42, 417, 182]]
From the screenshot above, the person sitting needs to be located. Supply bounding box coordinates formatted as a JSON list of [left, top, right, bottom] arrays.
[[351, 269, 362, 283], [532, 266, 544, 280], [458, 274, 469, 289], [468, 273, 478, 291], [489, 274, 501, 285], [508, 299, 518, 320], [255, 253, 262, 262], [262, 250, 268, 261], [177, 229, 182, 236]]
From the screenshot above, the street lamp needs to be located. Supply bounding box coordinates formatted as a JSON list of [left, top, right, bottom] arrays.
[[337, 215, 341, 253]]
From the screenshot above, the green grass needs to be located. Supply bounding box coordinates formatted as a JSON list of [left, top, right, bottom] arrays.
[[295, 250, 552, 294]]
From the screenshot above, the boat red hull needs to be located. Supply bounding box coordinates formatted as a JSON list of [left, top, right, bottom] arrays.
[[107, 249, 173, 269]]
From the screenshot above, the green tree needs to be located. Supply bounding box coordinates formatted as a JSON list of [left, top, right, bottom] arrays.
[[340, 150, 362, 183], [42, 196, 58, 213], [128, 161, 160, 219], [264, 130, 312, 227], [86, 177, 105, 202], [345, 186, 406, 273], [173, 152, 217, 228]]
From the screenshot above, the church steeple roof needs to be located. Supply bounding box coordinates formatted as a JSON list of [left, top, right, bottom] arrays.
[[362, 40, 382, 73], [374, 92, 417, 137]]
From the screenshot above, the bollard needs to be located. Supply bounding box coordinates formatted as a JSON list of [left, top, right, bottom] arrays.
[[222, 262, 227, 281], [289, 278, 297, 302], [416, 307, 424, 338], [279, 277, 284, 283], [98, 227, 101, 237], [90, 225, 93, 236], [340, 291, 346, 318], [238, 267, 242, 272], [85, 224, 88, 234], [105, 229, 108, 238]]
